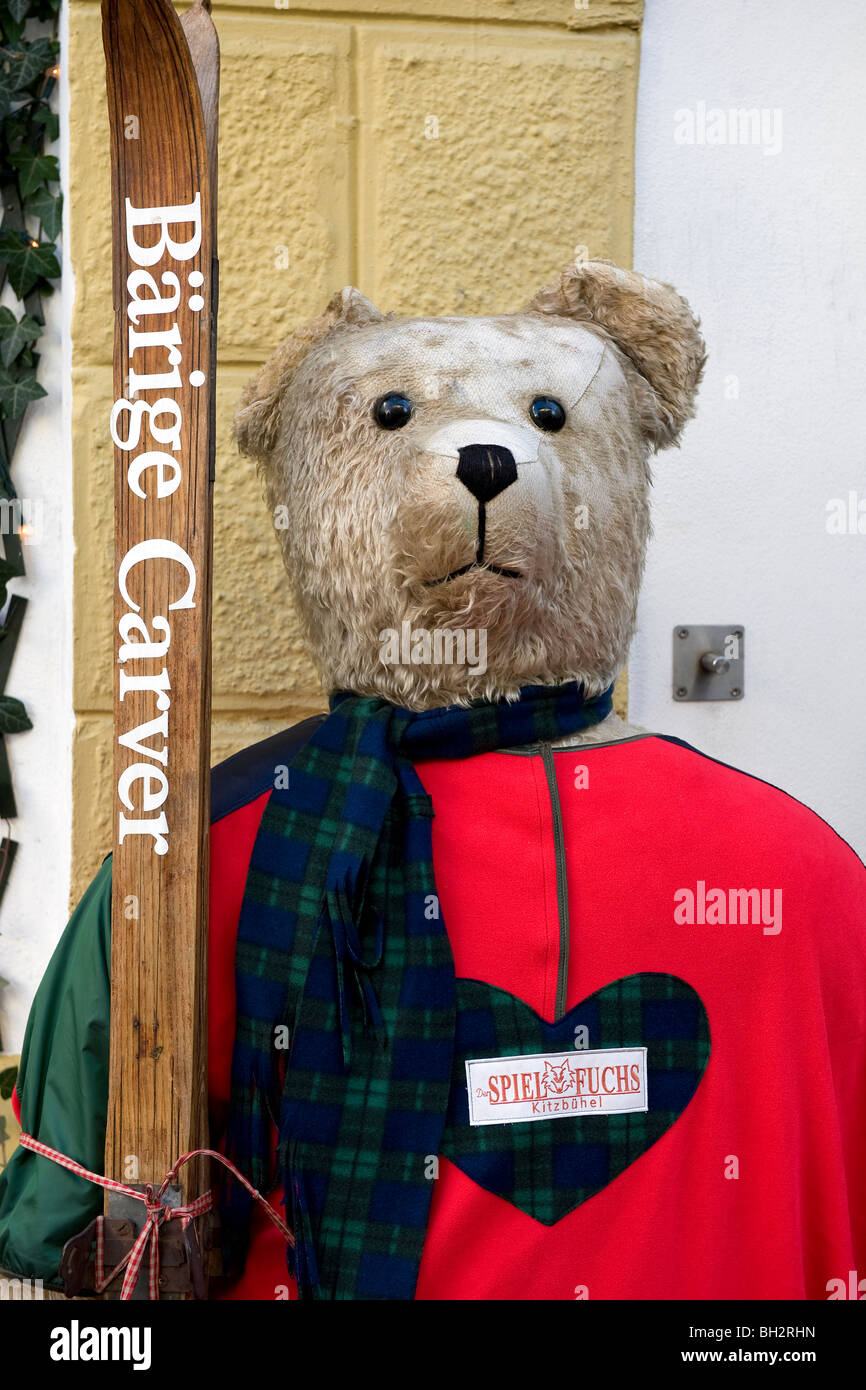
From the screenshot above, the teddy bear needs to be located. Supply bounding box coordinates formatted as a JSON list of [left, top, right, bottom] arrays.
[[1, 257, 864, 1302]]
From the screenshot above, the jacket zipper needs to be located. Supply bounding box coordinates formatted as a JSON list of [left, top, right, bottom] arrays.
[[540, 744, 570, 1020]]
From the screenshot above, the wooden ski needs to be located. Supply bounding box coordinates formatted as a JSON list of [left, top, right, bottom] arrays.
[[100, 0, 218, 1297]]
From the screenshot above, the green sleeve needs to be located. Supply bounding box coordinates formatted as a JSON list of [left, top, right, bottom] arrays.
[[0, 857, 111, 1287]]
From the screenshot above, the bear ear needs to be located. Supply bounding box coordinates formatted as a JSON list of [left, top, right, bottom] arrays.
[[334, 286, 384, 327], [233, 286, 384, 461], [526, 259, 706, 449]]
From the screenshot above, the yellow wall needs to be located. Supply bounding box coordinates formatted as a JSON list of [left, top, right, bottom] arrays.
[[67, 0, 642, 902]]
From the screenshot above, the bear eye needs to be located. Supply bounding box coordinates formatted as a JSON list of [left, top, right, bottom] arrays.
[[374, 393, 413, 429], [529, 396, 566, 432]]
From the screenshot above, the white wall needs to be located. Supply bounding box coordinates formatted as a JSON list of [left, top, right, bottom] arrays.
[[631, 0, 866, 858], [0, 2, 73, 1054]]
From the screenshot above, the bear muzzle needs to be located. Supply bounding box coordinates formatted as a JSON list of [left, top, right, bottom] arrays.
[[420, 419, 542, 584]]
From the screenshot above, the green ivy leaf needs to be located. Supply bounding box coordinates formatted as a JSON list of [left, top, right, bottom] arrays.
[[1, 19, 25, 47], [32, 102, 59, 141], [0, 67, 17, 119], [3, 111, 29, 144], [0, 229, 60, 296], [0, 1066, 18, 1101], [0, 363, 46, 418], [6, 38, 57, 93], [23, 184, 61, 240], [0, 695, 32, 735], [0, 307, 42, 367], [11, 150, 59, 196], [8, 0, 33, 25]]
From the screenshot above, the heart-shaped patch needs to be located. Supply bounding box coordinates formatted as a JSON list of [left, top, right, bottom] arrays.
[[440, 973, 710, 1224]]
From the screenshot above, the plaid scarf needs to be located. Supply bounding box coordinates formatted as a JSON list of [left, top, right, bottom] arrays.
[[224, 680, 614, 1300]]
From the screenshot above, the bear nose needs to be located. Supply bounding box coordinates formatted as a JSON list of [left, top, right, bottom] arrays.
[[456, 443, 518, 503]]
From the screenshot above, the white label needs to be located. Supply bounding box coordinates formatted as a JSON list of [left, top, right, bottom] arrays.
[[465, 1047, 648, 1127]]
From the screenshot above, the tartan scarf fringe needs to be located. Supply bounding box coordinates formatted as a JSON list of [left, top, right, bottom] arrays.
[[285, 1143, 319, 1294], [326, 871, 386, 1069]]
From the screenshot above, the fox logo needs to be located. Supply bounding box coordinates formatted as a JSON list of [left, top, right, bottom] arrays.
[[540, 1057, 577, 1096]]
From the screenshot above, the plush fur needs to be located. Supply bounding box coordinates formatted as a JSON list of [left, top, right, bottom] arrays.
[[234, 259, 705, 715]]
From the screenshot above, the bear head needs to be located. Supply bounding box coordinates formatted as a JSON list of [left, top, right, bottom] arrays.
[[234, 258, 705, 711]]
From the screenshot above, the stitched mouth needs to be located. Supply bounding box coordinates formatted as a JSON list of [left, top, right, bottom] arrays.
[[424, 561, 522, 587], [423, 498, 523, 586]]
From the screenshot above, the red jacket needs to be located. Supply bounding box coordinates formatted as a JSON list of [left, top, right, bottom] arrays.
[[203, 724, 866, 1299]]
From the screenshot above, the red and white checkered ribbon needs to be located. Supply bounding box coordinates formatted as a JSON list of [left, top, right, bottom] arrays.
[[19, 1132, 293, 1300]]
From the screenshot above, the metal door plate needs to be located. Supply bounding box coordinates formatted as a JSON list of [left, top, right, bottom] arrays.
[[673, 625, 744, 701]]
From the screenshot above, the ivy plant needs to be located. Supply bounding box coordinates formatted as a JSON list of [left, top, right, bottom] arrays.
[[0, 0, 61, 750]]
